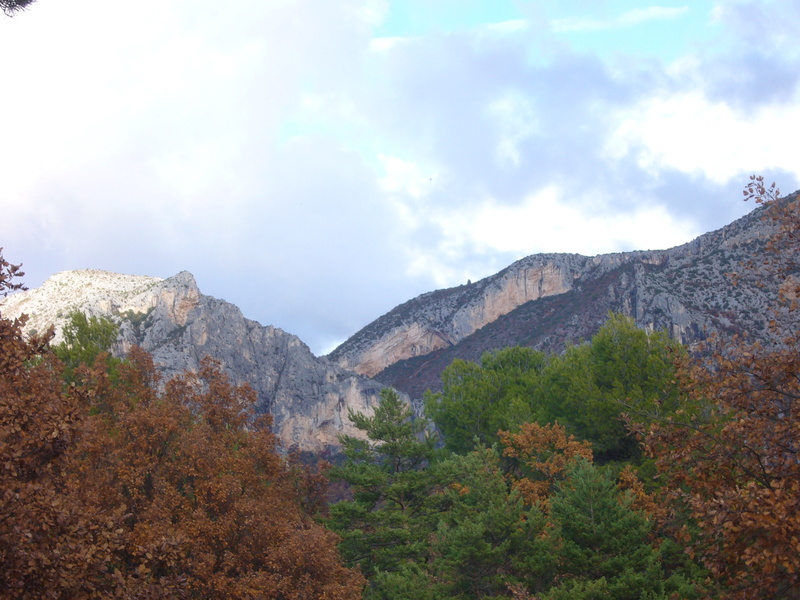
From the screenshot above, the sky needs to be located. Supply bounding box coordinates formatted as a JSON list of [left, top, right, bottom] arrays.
[[1, 0, 799, 356]]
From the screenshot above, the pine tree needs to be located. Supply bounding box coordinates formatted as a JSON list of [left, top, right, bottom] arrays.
[[328, 388, 440, 583], [545, 459, 666, 600], [428, 447, 557, 599]]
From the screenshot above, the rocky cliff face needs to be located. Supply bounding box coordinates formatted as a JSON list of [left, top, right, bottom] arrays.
[[332, 201, 796, 398], [0, 270, 384, 454]]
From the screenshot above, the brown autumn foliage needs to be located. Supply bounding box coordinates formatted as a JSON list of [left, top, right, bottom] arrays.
[[639, 179, 800, 600], [69, 349, 364, 599], [1, 256, 107, 598], [0, 250, 363, 599], [499, 421, 593, 508]]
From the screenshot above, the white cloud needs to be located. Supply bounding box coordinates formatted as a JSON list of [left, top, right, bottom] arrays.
[[605, 91, 800, 184], [554, 6, 689, 33], [378, 154, 441, 198], [445, 186, 698, 255], [356, 0, 389, 28], [369, 36, 411, 52], [487, 93, 539, 168], [403, 185, 700, 289], [2, 0, 799, 356]]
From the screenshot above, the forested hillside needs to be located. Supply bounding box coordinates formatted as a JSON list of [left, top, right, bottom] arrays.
[[326, 179, 800, 599]]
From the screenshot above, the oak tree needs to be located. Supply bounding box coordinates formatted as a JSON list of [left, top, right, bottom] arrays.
[[1, 250, 363, 599], [0, 251, 102, 598], [639, 181, 800, 599], [70, 349, 364, 599]]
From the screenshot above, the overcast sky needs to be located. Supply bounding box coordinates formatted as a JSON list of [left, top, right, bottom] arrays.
[[1, 0, 799, 355]]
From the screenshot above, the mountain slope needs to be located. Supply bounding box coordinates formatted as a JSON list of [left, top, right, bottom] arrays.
[[333, 198, 798, 399]]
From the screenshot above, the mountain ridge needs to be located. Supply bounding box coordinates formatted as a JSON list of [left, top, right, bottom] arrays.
[[3, 193, 797, 450], [328, 200, 781, 384], [367, 199, 800, 398]]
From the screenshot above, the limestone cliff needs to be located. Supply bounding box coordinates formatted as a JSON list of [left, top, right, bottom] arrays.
[[330, 200, 794, 394], [0, 270, 384, 454]]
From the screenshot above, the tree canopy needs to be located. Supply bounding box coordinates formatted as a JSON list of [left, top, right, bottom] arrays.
[[637, 180, 800, 599], [425, 314, 684, 462]]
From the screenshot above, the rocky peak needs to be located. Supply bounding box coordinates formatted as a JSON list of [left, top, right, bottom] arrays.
[[1, 270, 387, 454], [0, 269, 163, 343]]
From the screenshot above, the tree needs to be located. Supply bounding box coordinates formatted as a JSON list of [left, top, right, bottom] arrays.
[[639, 181, 800, 599], [496, 420, 700, 599], [53, 310, 121, 382], [70, 349, 364, 599], [0, 248, 27, 296], [424, 347, 547, 454], [425, 319, 682, 462], [328, 388, 440, 587], [499, 421, 593, 508], [544, 459, 667, 600], [1, 250, 102, 598], [1, 0, 35, 16], [1, 250, 363, 598], [426, 447, 556, 599], [344, 445, 559, 600], [539, 314, 684, 462]]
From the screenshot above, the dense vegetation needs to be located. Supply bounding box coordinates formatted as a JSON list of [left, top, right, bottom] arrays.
[[329, 178, 800, 599], [329, 337, 701, 599], [2, 178, 799, 598]]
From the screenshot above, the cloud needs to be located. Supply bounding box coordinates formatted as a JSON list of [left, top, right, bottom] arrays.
[[605, 91, 800, 184], [1, 0, 799, 356], [553, 6, 689, 33], [462, 186, 700, 255]]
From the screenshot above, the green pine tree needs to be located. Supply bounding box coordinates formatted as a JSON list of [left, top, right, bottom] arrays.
[[545, 459, 666, 600], [53, 310, 121, 382], [428, 446, 557, 599], [328, 388, 441, 585]]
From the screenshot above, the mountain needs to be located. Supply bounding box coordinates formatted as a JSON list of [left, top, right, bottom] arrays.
[[0, 269, 385, 455], [330, 197, 799, 399], [4, 196, 797, 450]]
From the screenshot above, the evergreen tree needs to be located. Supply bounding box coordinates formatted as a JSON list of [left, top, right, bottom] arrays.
[[544, 459, 666, 600], [428, 447, 557, 599], [53, 310, 121, 382], [540, 314, 684, 462], [427, 315, 683, 462], [328, 388, 440, 583], [425, 347, 547, 454]]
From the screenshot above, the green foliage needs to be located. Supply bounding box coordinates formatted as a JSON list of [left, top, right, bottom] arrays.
[[426, 314, 684, 462], [545, 459, 666, 599], [53, 311, 120, 381], [368, 565, 444, 600], [328, 388, 441, 583], [428, 447, 556, 598], [425, 347, 547, 454], [539, 315, 684, 462]]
